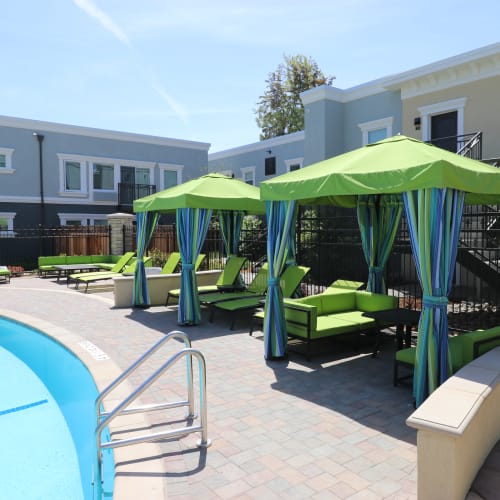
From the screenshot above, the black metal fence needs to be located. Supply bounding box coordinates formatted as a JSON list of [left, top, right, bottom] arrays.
[[2, 205, 499, 331]]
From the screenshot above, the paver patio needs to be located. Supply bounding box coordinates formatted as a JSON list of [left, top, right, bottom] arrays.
[[0, 276, 418, 499]]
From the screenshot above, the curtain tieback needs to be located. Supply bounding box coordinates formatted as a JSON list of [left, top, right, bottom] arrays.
[[422, 294, 448, 308], [183, 264, 195, 271], [268, 277, 280, 286], [369, 265, 383, 273]]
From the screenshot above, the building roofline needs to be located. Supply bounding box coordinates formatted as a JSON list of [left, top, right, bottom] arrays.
[[209, 131, 304, 159], [0, 115, 211, 151], [301, 42, 500, 104]]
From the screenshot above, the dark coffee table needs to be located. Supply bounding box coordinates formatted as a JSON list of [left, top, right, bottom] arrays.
[[363, 308, 421, 354]]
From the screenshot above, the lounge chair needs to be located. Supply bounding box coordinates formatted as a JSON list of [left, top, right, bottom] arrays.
[[0, 266, 11, 283], [72, 256, 150, 292], [160, 252, 181, 274], [198, 263, 269, 307], [212, 265, 310, 329], [67, 251, 135, 284], [165, 256, 246, 306]]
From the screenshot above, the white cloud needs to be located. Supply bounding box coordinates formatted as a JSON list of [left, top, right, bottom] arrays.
[[150, 78, 189, 125], [73, 0, 131, 47]]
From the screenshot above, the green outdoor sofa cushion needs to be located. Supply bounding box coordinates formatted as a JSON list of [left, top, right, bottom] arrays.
[[284, 289, 398, 341], [395, 325, 500, 374]]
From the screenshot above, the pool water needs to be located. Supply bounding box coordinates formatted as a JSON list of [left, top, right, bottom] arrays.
[[0, 317, 114, 499]]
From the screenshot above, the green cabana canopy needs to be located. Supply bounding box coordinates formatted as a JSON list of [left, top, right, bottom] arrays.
[[260, 135, 500, 206], [133, 173, 265, 325], [134, 172, 266, 214], [260, 135, 500, 405]]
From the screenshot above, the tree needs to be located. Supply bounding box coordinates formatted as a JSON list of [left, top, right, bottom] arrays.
[[255, 55, 335, 140]]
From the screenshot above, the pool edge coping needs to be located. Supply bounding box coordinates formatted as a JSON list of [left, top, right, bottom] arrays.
[[0, 308, 168, 500]]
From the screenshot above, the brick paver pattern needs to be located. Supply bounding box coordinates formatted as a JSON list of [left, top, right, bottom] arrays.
[[0, 277, 417, 499]]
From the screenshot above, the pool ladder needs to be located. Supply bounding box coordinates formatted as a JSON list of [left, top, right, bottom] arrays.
[[94, 330, 210, 494]]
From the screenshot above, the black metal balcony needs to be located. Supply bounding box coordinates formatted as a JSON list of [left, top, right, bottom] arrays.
[[118, 183, 156, 211], [427, 132, 482, 160]]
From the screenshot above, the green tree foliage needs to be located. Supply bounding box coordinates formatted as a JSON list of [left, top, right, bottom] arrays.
[[255, 55, 335, 140]]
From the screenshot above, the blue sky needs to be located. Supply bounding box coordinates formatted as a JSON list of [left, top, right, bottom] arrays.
[[3, 1, 499, 152]]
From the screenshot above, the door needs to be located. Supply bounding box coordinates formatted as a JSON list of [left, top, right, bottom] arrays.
[[431, 111, 458, 152]]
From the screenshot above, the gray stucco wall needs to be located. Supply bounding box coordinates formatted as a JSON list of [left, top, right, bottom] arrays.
[[0, 118, 209, 227], [343, 90, 402, 152], [208, 133, 304, 186]]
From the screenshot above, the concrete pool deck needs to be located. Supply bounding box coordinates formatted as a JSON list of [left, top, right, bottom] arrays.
[[0, 276, 418, 499]]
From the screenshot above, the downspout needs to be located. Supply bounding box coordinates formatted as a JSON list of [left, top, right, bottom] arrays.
[[33, 132, 45, 227]]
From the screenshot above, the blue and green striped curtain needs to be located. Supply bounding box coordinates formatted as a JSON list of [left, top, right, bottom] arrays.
[[264, 200, 296, 359], [403, 188, 465, 406], [176, 207, 212, 325], [357, 194, 403, 294], [133, 211, 159, 308], [219, 210, 245, 286], [219, 210, 244, 257]]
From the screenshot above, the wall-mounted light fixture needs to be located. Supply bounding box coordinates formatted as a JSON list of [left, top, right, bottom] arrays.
[[266, 149, 272, 155], [413, 117, 421, 130]]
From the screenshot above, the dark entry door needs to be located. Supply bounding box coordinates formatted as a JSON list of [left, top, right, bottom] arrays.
[[431, 111, 458, 151]]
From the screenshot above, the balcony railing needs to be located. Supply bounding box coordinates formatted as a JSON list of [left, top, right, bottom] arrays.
[[118, 183, 156, 210], [427, 132, 482, 160]]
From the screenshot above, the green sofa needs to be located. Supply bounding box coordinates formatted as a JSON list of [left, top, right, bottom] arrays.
[[38, 254, 125, 277], [394, 325, 500, 386], [283, 288, 398, 358]]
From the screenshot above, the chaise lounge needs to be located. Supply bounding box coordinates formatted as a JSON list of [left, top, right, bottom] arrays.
[[165, 255, 246, 306], [0, 266, 11, 283], [210, 264, 311, 329]]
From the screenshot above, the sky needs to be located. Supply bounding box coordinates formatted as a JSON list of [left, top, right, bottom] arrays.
[[2, 1, 500, 153]]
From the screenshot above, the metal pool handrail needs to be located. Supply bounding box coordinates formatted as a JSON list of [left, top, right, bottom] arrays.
[[94, 330, 210, 495]]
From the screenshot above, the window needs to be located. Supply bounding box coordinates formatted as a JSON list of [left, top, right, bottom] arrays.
[[58, 213, 109, 226], [358, 117, 394, 145], [0, 148, 15, 174], [159, 163, 183, 190], [65, 161, 81, 190], [367, 128, 387, 144], [0, 212, 15, 236], [265, 157, 276, 176], [285, 157, 303, 173], [241, 166, 255, 185], [135, 167, 151, 185], [93, 163, 114, 190]]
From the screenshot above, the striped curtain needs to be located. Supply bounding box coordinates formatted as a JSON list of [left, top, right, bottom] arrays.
[[357, 194, 403, 294], [264, 200, 296, 359], [133, 211, 159, 308], [176, 207, 212, 325], [219, 210, 244, 257], [403, 188, 465, 406], [219, 210, 245, 286]]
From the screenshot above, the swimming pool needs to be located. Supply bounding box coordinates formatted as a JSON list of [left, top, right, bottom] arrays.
[[0, 316, 114, 499]]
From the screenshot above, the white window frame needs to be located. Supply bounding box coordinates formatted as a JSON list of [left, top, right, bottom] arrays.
[[92, 161, 116, 191], [0, 212, 16, 236], [0, 148, 15, 174], [58, 213, 109, 226], [358, 117, 394, 146], [241, 166, 256, 186], [158, 163, 183, 190], [284, 157, 304, 173], [58, 154, 157, 198], [57, 154, 88, 196], [418, 97, 467, 142]]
